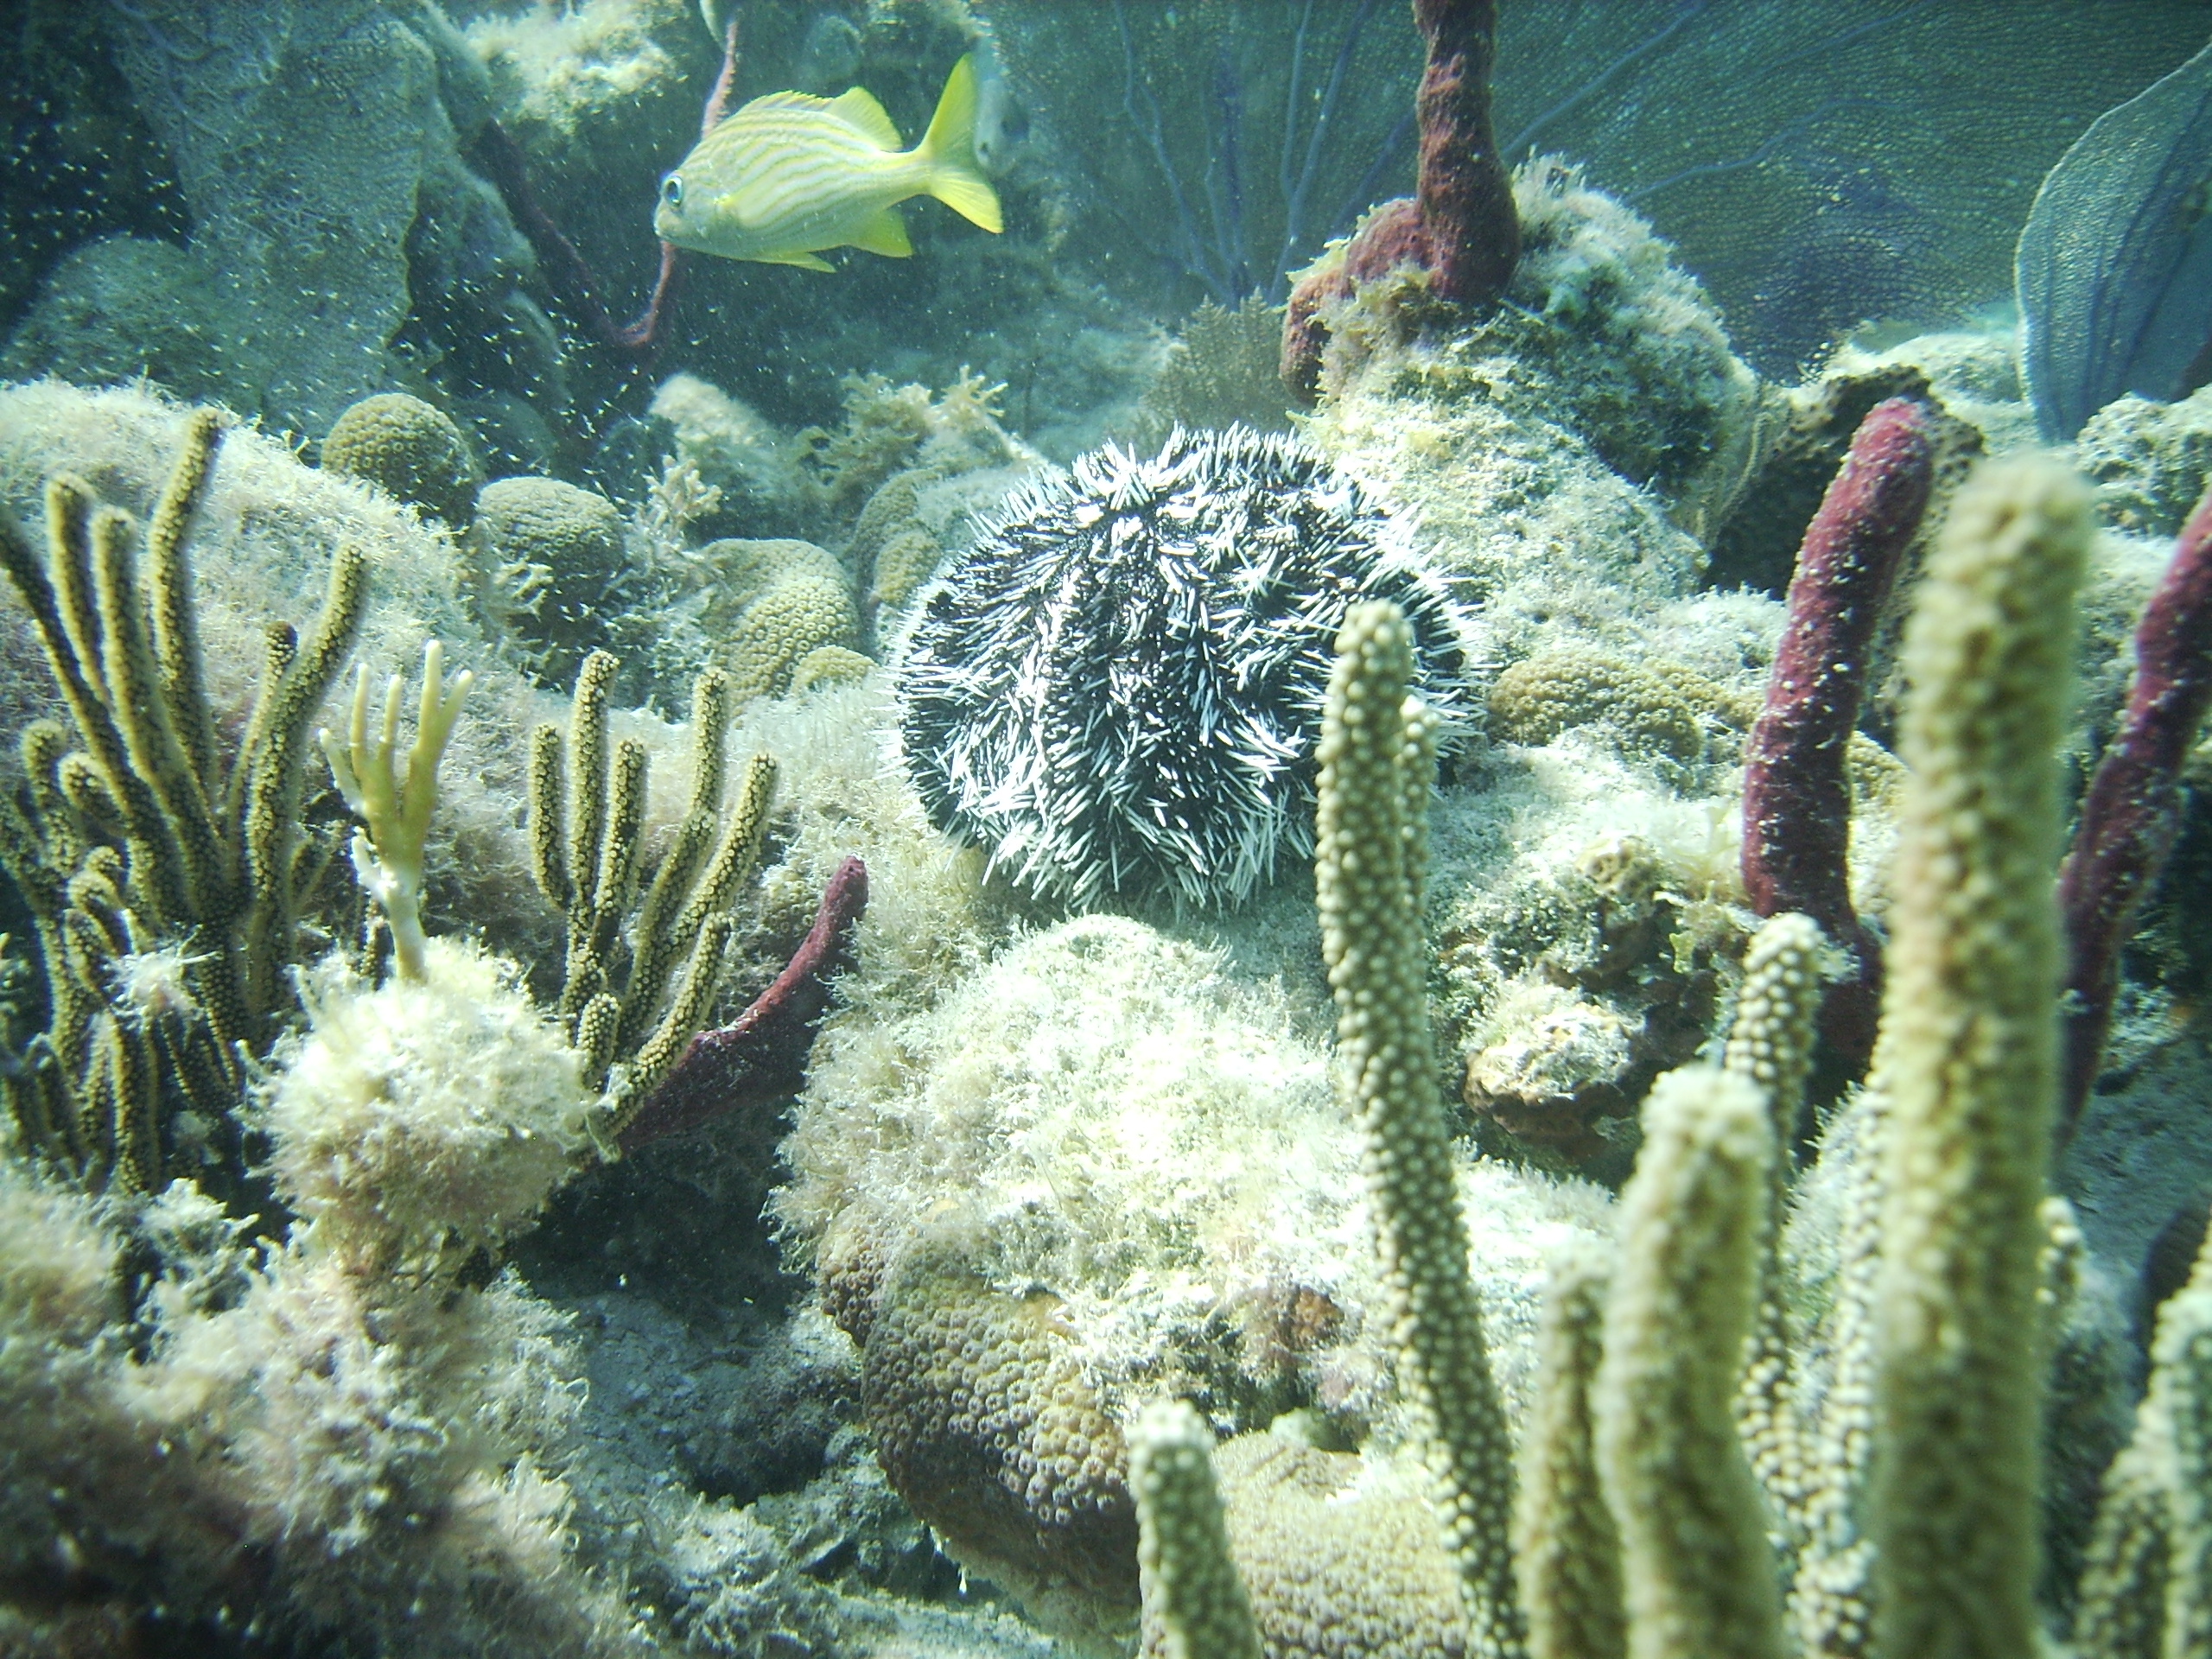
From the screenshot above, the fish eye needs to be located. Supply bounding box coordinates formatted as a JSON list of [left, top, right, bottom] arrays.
[[661, 175, 683, 207]]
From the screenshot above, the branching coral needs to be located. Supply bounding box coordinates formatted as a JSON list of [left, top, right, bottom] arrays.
[[528, 651, 776, 1128], [0, 410, 367, 1189], [323, 642, 474, 984]]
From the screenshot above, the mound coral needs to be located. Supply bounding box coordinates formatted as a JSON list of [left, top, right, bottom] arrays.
[[468, 476, 636, 689], [898, 426, 1468, 909], [321, 391, 485, 527], [696, 537, 864, 704]]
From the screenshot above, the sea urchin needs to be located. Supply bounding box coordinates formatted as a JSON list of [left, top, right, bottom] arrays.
[[896, 426, 1468, 908]]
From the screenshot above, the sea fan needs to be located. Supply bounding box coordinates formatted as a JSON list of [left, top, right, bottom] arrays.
[[896, 426, 1468, 909]]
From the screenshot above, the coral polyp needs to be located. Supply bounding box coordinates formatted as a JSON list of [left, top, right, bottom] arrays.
[[896, 425, 1468, 910]]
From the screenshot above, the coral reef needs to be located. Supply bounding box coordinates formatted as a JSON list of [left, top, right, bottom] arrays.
[[0, 382, 593, 975], [321, 392, 486, 529], [0, 639, 640, 1653], [1302, 156, 1760, 576], [898, 426, 1469, 909], [12, 9, 2212, 1655], [779, 902, 1616, 1630]]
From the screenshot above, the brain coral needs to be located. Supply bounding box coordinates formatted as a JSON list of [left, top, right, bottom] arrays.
[[321, 391, 483, 526], [896, 427, 1468, 909]]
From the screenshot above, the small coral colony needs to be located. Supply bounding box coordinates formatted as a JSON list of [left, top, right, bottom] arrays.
[[5, 1, 2212, 1656]]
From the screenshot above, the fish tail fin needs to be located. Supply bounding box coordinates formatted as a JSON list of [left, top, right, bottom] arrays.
[[918, 54, 1003, 232]]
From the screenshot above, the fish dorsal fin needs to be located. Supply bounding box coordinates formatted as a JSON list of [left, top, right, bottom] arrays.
[[826, 86, 904, 149]]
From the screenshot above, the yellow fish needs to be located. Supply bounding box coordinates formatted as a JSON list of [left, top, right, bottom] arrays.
[[654, 55, 1002, 270]]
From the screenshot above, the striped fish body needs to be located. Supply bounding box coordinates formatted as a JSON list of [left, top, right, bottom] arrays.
[[654, 57, 1001, 270]]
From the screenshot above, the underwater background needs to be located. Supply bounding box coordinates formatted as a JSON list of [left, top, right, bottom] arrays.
[[5, 1, 2212, 1655]]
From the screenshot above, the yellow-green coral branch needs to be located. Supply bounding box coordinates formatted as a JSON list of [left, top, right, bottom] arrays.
[[1871, 456, 2089, 1659], [1516, 1240, 1625, 1659], [1130, 1399, 1262, 1659], [1596, 1065, 1784, 1659], [1317, 597, 1526, 1658], [321, 642, 473, 982]]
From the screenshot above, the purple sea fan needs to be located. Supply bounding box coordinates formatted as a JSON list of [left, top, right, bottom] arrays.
[[896, 426, 1469, 909]]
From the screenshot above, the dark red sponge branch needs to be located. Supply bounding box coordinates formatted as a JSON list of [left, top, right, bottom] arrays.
[[616, 855, 868, 1155], [1281, 0, 1519, 404], [2058, 483, 2212, 1142], [1741, 397, 1936, 1079]]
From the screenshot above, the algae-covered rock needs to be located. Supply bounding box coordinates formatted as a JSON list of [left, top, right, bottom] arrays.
[[1305, 157, 1762, 574], [263, 939, 597, 1272], [776, 911, 1615, 1629], [2076, 385, 2212, 538], [321, 391, 485, 526]]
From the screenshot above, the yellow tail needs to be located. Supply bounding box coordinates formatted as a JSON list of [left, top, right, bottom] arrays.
[[916, 54, 1003, 232]]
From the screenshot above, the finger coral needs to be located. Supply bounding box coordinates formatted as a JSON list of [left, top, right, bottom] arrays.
[[899, 426, 1468, 910], [1871, 455, 2089, 1659], [1316, 597, 1522, 1653]]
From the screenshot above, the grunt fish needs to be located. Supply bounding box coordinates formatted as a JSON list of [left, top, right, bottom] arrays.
[[653, 54, 1002, 271]]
